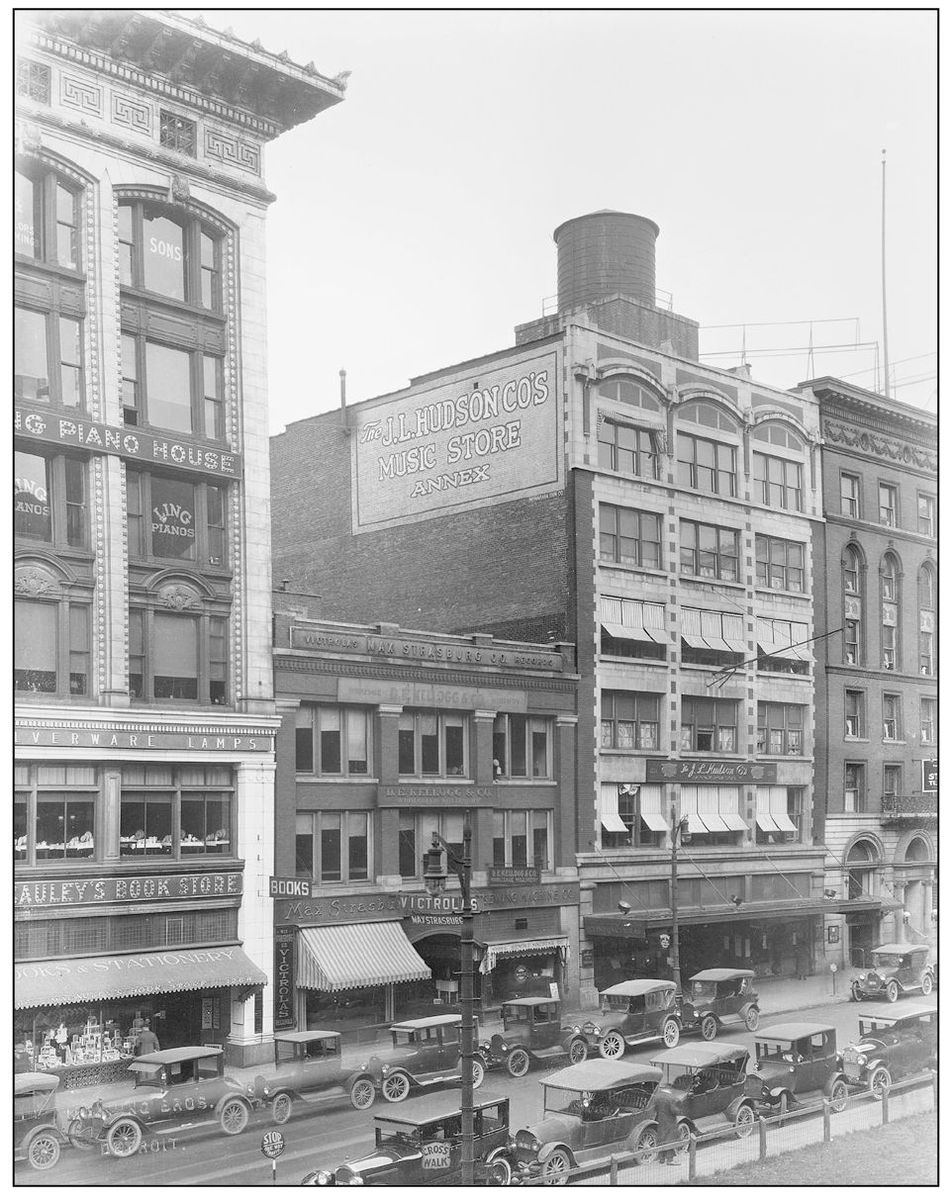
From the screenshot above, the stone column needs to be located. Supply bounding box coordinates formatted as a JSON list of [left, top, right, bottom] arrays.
[[555, 715, 578, 866], [377, 705, 403, 784], [101, 768, 122, 862]]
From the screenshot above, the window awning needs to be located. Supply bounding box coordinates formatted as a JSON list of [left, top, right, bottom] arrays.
[[640, 809, 668, 832], [720, 812, 748, 831], [599, 784, 628, 833], [480, 936, 569, 975], [756, 814, 780, 832], [601, 622, 661, 643], [15, 945, 266, 1010], [297, 923, 430, 992], [681, 631, 708, 649]]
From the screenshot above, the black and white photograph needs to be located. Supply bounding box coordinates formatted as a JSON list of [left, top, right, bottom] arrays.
[[13, 6, 936, 1187]]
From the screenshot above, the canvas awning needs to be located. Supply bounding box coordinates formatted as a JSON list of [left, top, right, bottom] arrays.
[[296, 923, 430, 992], [480, 936, 569, 975], [599, 784, 628, 833]]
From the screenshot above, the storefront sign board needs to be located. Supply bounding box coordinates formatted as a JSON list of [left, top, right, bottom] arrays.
[[337, 677, 526, 713], [645, 760, 777, 784], [15, 721, 274, 752], [15, 871, 243, 910], [488, 866, 541, 885], [922, 760, 937, 792], [290, 627, 564, 673], [273, 927, 296, 1031]]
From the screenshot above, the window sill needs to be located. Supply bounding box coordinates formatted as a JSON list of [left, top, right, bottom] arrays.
[[15, 542, 96, 565], [15, 256, 86, 284], [129, 555, 233, 578], [397, 777, 475, 784], [752, 586, 808, 601], [493, 778, 555, 785], [120, 283, 226, 325], [680, 574, 745, 590], [598, 559, 667, 578], [128, 699, 235, 710], [295, 775, 378, 783], [15, 692, 93, 704], [843, 737, 870, 744], [599, 653, 669, 664]]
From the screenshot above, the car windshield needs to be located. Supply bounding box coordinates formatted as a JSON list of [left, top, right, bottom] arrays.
[[872, 954, 902, 969], [689, 981, 716, 1001], [657, 1062, 697, 1088], [601, 993, 637, 1014], [501, 1005, 531, 1026], [543, 1085, 589, 1117], [133, 1064, 165, 1089], [377, 1127, 420, 1151], [305, 1039, 336, 1059]]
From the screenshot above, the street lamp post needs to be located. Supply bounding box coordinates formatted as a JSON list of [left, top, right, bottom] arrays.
[[422, 812, 475, 1187], [668, 802, 690, 993]]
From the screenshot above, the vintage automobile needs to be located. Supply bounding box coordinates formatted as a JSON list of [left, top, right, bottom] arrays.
[[506, 1060, 663, 1184], [15, 1072, 66, 1170], [480, 997, 589, 1077], [248, 1030, 386, 1119], [374, 1014, 486, 1104], [679, 969, 761, 1039], [584, 979, 682, 1059], [649, 1043, 756, 1144], [301, 1094, 514, 1185], [850, 944, 935, 1003], [66, 1046, 254, 1157], [748, 1023, 849, 1116], [840, 1001, 938, 1097]]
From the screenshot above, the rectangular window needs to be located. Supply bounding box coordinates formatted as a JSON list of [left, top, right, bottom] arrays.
[[491, 811, 552, 869], [844, 763, 866, 813], [15, 598, 89, 697], [599, 595, 667, 661], [159, 111, 197, 157], [681, 697, 739, 753], [601, 691, 661, 750], [681, 520, 740, 582], [882, 623, 897, 671], [756, 617, 811, 675], [882, 764, 902, 799], [493, 714, 551, 778], [597, 419, 658, 478], [120, 765, 233, 860], [58, 317, 82, 407], [154, 612, 198, 700], [17, 59, 51, 104], [146, 342, 192, 434], [681, 607, 745, 668], [121, 333, 138, 423], [599, 503, 662, 569], [917, 493, 936, 537], [120, 201, 221, 312], [398, 812, 417, 879], [919, 629, 935, 677], [844, 619, 860, 666], [753, 452, 803, 511], [678, 786, 745, 847], [15, 450, 87, 548], [844, 691, 865, 738], [398, 711, 469, 778], [16, 764, 99, 866], [295, 811, 371, 883], [128, 606, 227, 706], [202, 356, 224, 441], [882, 693, 902, 741], [879, 483, 898, 528], [126, 470, 227, 568], [15, 169, 37, 257], [295, 706, 370, 776], [677, 433, 736, 496], [15, 306, 49, 401], [921, 698, 936, 743], [295, 813, 314, 877], [756, 702, 804, 755], [755, 534, 805, 592], [200, 231, 219, 309]]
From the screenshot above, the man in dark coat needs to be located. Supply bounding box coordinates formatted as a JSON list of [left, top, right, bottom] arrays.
[[136, 1022, 160, 1056], [655, 1088, 683, 1164]]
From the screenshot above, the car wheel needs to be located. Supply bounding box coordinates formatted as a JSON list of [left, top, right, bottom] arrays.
[[106, 1118, 142, 1159], [733, 1104, 754, 1138], [850, 984, 862, 1003], [506, 1047, 531, 1078], [662, 1019, 681, 1048], [828, 1079, 848, 1113], [27, 1132, 61, 1171], [775, 1091, 790, 1127], [870, 1066, 892, 1099], [382, 1070, 411, 1103], [567, 1037, 588, 1064], [921, 973, 934, 996], [472, 1058, 485, 1090], [271, 1093, 292, 1125], [745, 1007, 760, 1032], [349, 1076, 376, 1111], [675, 1120, 692, 1153], [485, 1155, 513, 1186], [885, 980, 900, 1003], [219, 1097, 250, 1136], [700, 1015, 718, 1042], [66, 1120, 97, 1152], [541, 1147, 572, 1186], [598, 1031, 626, 1060], [633, 1125, 659, 1165]]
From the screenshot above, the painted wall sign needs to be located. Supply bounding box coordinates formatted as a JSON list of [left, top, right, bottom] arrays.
[[273, 926, 297, 1031], [645, 760, 777, 784], [269, 877, 312, 899], [488, 866, 541, 886], [922, 760, 938, 793], [289, 627, 563, 674], [378, 784, 496, 806], [14, 721, 274, 753], [15, 871, 243, 910], [352, 348, 562, 531], [15, 405, 242, 478], [337, 677, 527, 713]]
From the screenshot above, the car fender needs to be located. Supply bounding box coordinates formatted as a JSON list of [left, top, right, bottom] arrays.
[[822, 1072, 846, 1097], [106, 1113, 143, 1134], [23, 1120, 62, 1147], [344, 1066, 379, 1089], [738, 1001, 757, 1020], [725, 1095, 753, 1122], [214, 1090, 249, 1116], [628, 1116, 658, 1146], [538, 1141, 576, 1168]]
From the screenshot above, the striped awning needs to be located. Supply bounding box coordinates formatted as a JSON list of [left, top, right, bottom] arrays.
[[297, 923, 430, 992], [480, 936, 569, 975]]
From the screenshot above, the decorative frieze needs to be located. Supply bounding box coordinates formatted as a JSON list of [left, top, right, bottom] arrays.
[[205, 129, 261, 174], [823, 419, 937, 473], [60, 72, 102, 115], [111, 91, 152, 133]]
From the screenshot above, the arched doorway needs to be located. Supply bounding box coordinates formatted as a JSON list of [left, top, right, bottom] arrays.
[[845, 839, 881, 967], [408, 932, 484, 1012], [901, 837, 934, 937]]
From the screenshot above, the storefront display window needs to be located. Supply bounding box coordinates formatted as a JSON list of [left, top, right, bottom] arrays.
[[14, 763, 98, 864], [119, 765, 233, 859]]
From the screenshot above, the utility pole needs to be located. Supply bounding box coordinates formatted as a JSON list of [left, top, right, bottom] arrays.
[[669, 801, 690, 993], [881, 148, 891, 397]]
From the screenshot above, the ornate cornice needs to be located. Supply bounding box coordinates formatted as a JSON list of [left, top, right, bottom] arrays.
[[823, 419, 936, 474], [273, 654, 578, 694]]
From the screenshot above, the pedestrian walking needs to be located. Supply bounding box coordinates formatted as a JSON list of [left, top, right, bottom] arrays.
[[655, 1089, 682, 1165], [795, 944, 808, 981], [136, 1022, 160, 1056]]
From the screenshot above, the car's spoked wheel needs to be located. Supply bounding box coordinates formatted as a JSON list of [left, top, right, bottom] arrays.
[[486, 1155, 513, 1186], [27, 1133, 61, 1170], [219, 1098, 250, 1135], [662, 1019, 681, 1048], [506, 1048, 531, 1078], [829, 1079, 848, 1113], [66, 1120, 97, 1151], [382, 1071, 410, 1103], [471, 1058, 485, 1089], [675, 1121, 692, 1155], [349, 1077, 376, 1110], [541, 1148, 571, 1186], [885, 980, 900, 1003], [271, 1093, 292, 1125], [598, 1031, 625, 1060], [870, 1067, 891, 1099], [745, 1007, 760, 1032], [850, 984, 862, 1003], [106, 1118, 142, 1158], [700, 1015, 718, 1041], [734, 1104, 754, 1138], [633, 1125, 658, 1165], [567, 1037, 588, 1064], [921, 973, 934, 995]]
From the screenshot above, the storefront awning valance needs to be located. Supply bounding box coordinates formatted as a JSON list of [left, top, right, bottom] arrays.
[[15, 945, 266, 1010], [297, 923, 430, 992], [480, 936, 569, 975]]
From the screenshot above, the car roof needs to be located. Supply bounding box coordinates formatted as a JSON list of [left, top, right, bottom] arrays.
[[755, 1022, 835, 1041], [860, 1001, 938, 1022], [129, 1046, 223, 1067], [275, 1030, 340, 1043], [502, 996, 559, 1008], [872, 943, 930, 955], [543, 1061, 662, 1090], [390, 1014, 462, 1031], [651, 1043, 748, 1068], [601, 979, 677, 997], [15, 1072, 60, 1093], [372, 1093, 508, 1127], [689, 968, 756, 982]]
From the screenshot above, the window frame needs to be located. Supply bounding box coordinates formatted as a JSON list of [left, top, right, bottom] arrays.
[[295, 705, 372, 777], [878, 482, 899, 528], [755, 533, 805, 592], [295, 810, 371, 884], [492, 714, 552, 780], [126, 468, 228, 570], [14, 593, 91, 700], [882, 764, 902, 800], [15, 449, 88, 550], [881, 693, 903, 742], [597, 416, 660, 479], [844, 690, 866, 739], [15, 762, 99, 867], [397, 811, 465, 880], [752, 450, 804, 512], [680, 696, 740, 754], [840, 472, 860, 518], [600, 691, 661, 751], [118, 197, 222, 312], [920, 697, 937, 744], [119, 765, 235, 861], [120, 333, 224, 441], [492, 809, 553, 870], [843, 762, 866, 814], [15, 160, 81, 269], [756, 702, 805, 756], [128, 601, 229, 707], [681, 519, 740, 582], [15, 304, 85, 409], [397, 710, 469, 779], [917, 493, 936, 537], [676, 430, 737, 497], [599, 502, 663, 569]]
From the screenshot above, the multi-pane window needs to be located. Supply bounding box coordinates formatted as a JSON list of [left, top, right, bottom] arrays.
[[596, 378, 663, 413], [597, 418, 659, 478], [599, 595, 667, 661], [128, 607, 228, 704], [118, 199, 222, 310], [15, 163, 80, 267], [882, 694, 902, 741], [492, 715, 551, 779], [880, 553, 900, 671], [756, 703, 804, 755], [917, 493, 936, 537], [755, 534, 805, 592], [756, 618, 810, 674], [882, 764, 902, 800], [398, 711, 467, 777], [120, 334, 224, 439], [599, 504, 662, 568], [159, 110, 197, 156], [677, 432, 736, 496], [14, 307, 83, 407], [14, 450, 86, 548], [681, 608, 745, 667], [295, 705, 371, 776], [15, 597, 89, 697], [921, 698, 936, 743], [295, 811, 369, 884], [844, 690, 866, 738], [918, 564, 936, 677], [840, 473, 860, 518], [16, 59, 51, 105], [681, 697, 739, 753], [843, 546, 861, 594], [127, 471, 226, 567], [878, 483, 898, 528], [680, 520, 739, 581], [844, 619, 860, 667], [752, 451, 803, 511], [398, 811, 465, 879], [600, 692, 661, 750], [119, 765, 233, 859], [844, 762, 866, 813], [492, 810, 552, 869], [15, 763, 97, 865], [600, 783, 667, 849]]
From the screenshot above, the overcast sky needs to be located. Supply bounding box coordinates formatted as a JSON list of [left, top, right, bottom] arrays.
[[190, 9, 937, 433]]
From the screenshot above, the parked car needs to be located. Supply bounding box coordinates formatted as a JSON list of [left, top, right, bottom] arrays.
[[480, 997, 589, 1077], [65, 1047, 253, 1157], [748, 1023, 849, 1116], [584, 979, 682, 1059], [850, 944, 934, 1003], [840, 1001, 938, 1097], [374, 1014, 486, 1104], [301, 1094, 514, 1185], [506, 1060, 663, 1184], [248, 1030, 385, 1120], [15, 1072, 65, 1171], [679, 969, 761, 1039], [649, 1043, 756, 1144]]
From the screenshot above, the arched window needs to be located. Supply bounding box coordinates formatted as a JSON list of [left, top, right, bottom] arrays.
[[880, 552, 901, 671], [846, 838, 878, 899], [842, 545, 864, 665], [676, 402, 739, 497], [118, 198, 221, 310], [752, 422, 806, 511], [15, 159, 81, 268], [596, 378, 663, 480], [918, 562, 936, 676], [905, 837, 930, 863]]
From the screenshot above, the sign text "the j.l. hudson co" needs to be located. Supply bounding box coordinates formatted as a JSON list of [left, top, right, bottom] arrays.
[[645, 760, 778, 784]]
